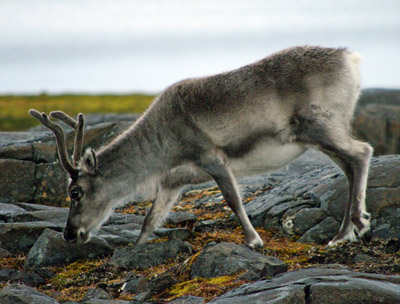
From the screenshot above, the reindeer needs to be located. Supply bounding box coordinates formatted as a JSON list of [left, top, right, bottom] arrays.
[[29, 46, 373, 248]]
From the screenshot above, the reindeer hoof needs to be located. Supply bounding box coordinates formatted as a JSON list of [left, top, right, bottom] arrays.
[[354, 226, 373, 245], [246, 234, 264, 249], [361, 229, 373, 245]]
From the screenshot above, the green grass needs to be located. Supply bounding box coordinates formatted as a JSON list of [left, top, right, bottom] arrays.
[[0, 93, 156, 131]]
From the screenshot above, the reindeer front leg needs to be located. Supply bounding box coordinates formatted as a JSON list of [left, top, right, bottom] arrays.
[[135, 187, 181, 245], [198, 154, 264, 248]]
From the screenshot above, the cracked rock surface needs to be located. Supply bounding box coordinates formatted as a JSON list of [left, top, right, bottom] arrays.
[[210, 265, 400, 304]]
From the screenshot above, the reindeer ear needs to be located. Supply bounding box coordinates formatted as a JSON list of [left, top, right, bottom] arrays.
[[81, 148, 97, 175]]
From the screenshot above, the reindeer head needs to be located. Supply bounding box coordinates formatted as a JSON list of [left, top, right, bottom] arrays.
[[29, 110, 113, 244]]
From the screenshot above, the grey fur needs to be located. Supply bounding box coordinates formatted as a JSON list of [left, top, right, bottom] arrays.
[[30, 46, 372, 247]]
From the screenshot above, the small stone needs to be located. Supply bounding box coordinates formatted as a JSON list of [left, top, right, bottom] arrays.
[[0, 221, 59, 254], [191, 242, 287, 280], [353, 252, 373, 263], [109, 240, 193, 269], [122, 273, 150, 295], [81, 288, 112, 301], [298, 217, 340, 245], [166, 212, 197, 226], [25, 229, 113, 268], [0, 247, 10, 257], [0, 269, 15, 282], [154, 228, 191, 240]]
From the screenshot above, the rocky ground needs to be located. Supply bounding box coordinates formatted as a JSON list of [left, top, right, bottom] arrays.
[[0, 88, 400, 303], [1, 150, 400, 303]]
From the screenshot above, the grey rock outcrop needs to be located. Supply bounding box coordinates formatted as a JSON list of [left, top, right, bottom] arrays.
[[210, 265, 400, 304], [0, 122, 132, 206], [242, 154, 400, 244], [354, 88, 400, 155]]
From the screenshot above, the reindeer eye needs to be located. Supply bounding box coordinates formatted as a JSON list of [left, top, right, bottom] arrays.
[[70, 188, 81, 201]]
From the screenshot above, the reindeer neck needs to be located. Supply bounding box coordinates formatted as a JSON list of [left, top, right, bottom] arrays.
[[96, 114, 170, 187]]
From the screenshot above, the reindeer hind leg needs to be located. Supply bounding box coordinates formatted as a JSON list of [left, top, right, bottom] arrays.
[[294, 110, 373, 246]]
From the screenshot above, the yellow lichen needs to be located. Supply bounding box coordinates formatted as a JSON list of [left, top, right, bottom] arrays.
[[164, 274, 245, 302]]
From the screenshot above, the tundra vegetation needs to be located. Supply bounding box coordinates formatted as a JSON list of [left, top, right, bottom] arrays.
[[1, 189, 400, 302], [0, 94, 154, 131]]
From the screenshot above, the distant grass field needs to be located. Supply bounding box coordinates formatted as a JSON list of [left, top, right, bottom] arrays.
[[0, 94, 156, 131]]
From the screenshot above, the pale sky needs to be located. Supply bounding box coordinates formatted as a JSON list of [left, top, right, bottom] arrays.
[[0, 0, 399, 94]]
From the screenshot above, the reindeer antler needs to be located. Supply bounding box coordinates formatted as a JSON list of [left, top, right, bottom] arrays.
[[50, 111, 85, 167], [29, 109, 84, 179]]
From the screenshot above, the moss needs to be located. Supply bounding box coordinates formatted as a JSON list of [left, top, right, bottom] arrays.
[[254, 228, 325, 270], [44, 259, 106, 301], [164, 274, 245, 302], [183, 186, 221, 200], [116, 201, 152, 216], [0, 255, 26, 271]]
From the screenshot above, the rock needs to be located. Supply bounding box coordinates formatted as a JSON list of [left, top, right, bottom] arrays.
[[353, 252, 373, 263], [0, 268, 48, 288], [354, 88, 400, 155], [166, 212, 197, 226], [194, 219, 226, 233], [297, 217, 340, 244], [105, 213, 144, 226], [191, 242, 287, 280], [241, 154, 400, 244], [97, 232, 136, 248], [358, 88, 400, 107], [75, 299, 137, 304], [3, 269, 46, 287], [0, 221, 59, 254], [209, 265, 400, 304], [133, 273, 178, 301], [0, 121, 132, 206], [122, 273, 150, 295], [168, 296, 205, 304], [99, 224, 143, 243], [34, 162, 69, 206], [0, 159, 36, 204], [5, 208, 68, 228], [287, 207, 327, 236], [0, 247, 10, 257], [32, 142, 57, 162], [25, 228, 113, 268], [0, 202, 26, 222], [0, 132, 46, 160], [14, 202, 64, 212], [122, 270, 180, 301], [0, 283, 59, 304], [385, 239, 400, 253], [244, 165, 340, 228], [0, 141, 33, 160], [81, 288, 112, 301], [0, 269, 15, 282], [154, 228, 191, 241], [109, 240, 193, 269]]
